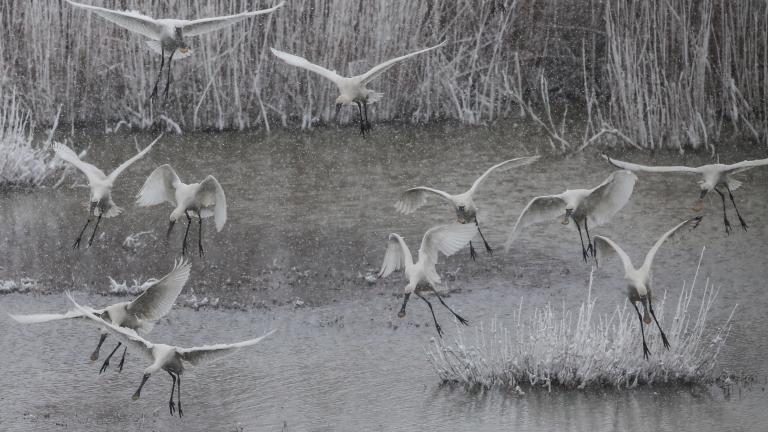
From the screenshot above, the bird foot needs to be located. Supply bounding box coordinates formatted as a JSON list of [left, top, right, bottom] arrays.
[[397, 310, 406, 318], [132, 393, 141, 401], [469, 243, 477, 261], [178, 403, 183, 418], [454, 314, 470, 326], [198, 245, 205, 257], [582, 249, 589, 263], [73, 237, 82, 250], [661, 334, 671, 350], [90, 351, 99, 362], [99, 359, 110, 374], [435, 324, 443, 338], [738, 218, 748, 232], [169, 400, 176, 416], [483, 241, 493, 256], [724, 219, 732, 235], [642, 342, 651, 360]]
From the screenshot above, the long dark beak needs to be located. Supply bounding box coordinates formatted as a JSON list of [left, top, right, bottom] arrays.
[[561, 209, 573, 225], [333, 103, 342, 123], [132, 374, 150, 400], [693, 190, 708, 212]]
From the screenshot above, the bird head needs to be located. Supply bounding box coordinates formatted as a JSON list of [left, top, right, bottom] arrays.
[[561, 208, 573, 225]]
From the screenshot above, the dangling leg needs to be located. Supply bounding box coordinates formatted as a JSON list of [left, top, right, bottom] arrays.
[[574, 220, 589, 262], [632, 302, 651, 360], [118, 346, 128, 372], [468, 241, 477, 261], [197, 210, 204, 257], [149, 49, 165, 100], [176, 374, 183, 417], [475, 220, 493, 255], [584, 218, 594, 257], [648, 297, 670, 349], [99, 342, 122, 374], [363, 100, 372, 131], [90, 333, 107, 361], [163, 49, 176, 100], [415, 292, 442, 337], [74, 202, 96, 249], [88, 212, 103, 246], [132, 374, 150, 400], [181, 210, 192, 256], [431, 288, 469, 326], [167, 371, 177, 415], [726, 187, 748, 231], [714, 187, 731, 235], [356, 101, 366, 136], [397, 293, 410, 318]]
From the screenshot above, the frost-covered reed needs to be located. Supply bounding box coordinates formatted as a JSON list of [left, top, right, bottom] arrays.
[[428, 260, 736, 390]]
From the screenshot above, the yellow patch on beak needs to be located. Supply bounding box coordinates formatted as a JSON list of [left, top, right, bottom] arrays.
[[179, 47, 190, 54], [561, 214, 570, 225]]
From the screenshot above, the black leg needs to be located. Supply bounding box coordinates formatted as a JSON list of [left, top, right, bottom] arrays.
[[118, 346, 128, 372], [167, 371, 177, 416], [469, 241, 477, 261], [163, 49, 176, 100], [74, 202, 96, 249], [714, 187, 731, 235], [415, 292, 442, 338], [150, 49, 165, 100], [90, 333, 107, 361], [726, 188, 748, 231], [176, 374, 183, 417], [475, 220, 493, 255], [431, 288, 469, 326], [88, 212, 103, 246], [632, 302, 651, 360], [99, 342, 121, 374], [363, 101, 371, 131], [356, 101, 366, 137], [181, 210, 191, 256], [397, 293, 410, 318], [132, 374, 150, 400], [574, 219, 589, 263], [197, 210, 204, 257], [648, 298, 670, 350]]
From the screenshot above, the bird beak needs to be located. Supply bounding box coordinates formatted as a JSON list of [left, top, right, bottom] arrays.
[[561, 210, 572, 225], [692, 190, 707, 212]]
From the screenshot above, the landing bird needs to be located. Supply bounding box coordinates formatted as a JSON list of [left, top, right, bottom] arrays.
[[67, 292, 275, 418], [603, 154, 768, 234], [9, 260, 191, 372], [395, 156, 540, 260], [270, 41, 446, 136], [136, 164, 227, 256], [66, 0, 284, 100], [54, 134, 162, 248], [378, 223, 478, 337], [592, 217, 702, 359], [505, 170, 637, 262]]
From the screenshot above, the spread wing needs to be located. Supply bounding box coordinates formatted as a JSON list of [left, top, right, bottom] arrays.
[[504, 195, 566, 251], [107, 134, 162, 182], [270, 48, 343, 85], [602, 154, 701, 174], [394, 187, 454, 214], [418, 223, 478, 266], [357, 40, 447, 85], [580, 170, 637, 226], [724, 158, 768, 174], [196, 176, 227, 231], [136, 164, 180, 207], [641, 217, 702, 274], [178, 329, 276, 366], [468, 156, 541, 196], [180, 2, 284, 37], [53, 142, 106, 184], [8, 308, 99, 324], [126, 259, 191, 321], [66, 0, 162, 40], [378, 233, 413, 278], [592, 235, 635, 276]]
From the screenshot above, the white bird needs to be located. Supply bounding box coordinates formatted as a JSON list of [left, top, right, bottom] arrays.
[[270, 41, 446, 136], [593, 217, 702, 359], [395, 156, 541, 259], [136, 164, 227, 256], [9, 259, 191, 372], [378, 223, 478, 337], [54, 134, 162, 248], [505, 170, 638, 262], [66, 0, 284, 99], [603, 154, 768, 234], [66, 292, 275, 417]]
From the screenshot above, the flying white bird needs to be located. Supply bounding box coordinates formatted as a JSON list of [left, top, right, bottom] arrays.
[[378, 223, 478, 337], [270, 41, 446, 136], [136, 164, 227, 256], [505, 170, 637, 262], [54, 134, 162, 248], [66, 0, 284, 99], [593, 217, 702, 359], [67, 292, 275, 417], [9, 260, 191, 372], [603, 154, 768, 234], [395, 156, 540, 259]]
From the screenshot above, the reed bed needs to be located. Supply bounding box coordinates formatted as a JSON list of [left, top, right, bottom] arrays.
[[1, 0, 766, 149], [427, 258, 736, 390]]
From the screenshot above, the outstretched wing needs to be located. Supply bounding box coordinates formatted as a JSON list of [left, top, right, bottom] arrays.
[[196, 176, 227, 231], [270, 48, 343, 85], [641, 217, 702, 274], [724, 157, 768, 174], [357, 40, 446, 85], [107, 134, 162, 182], [419, 223, 478, 266], [592, 235, 635, 276], [580, 170, 637, 226], [53, 142, 106, 184], [178, 329, 276, 366], [378, 233, 413, 278], [394, 187, 454, 214], [127, 259, 191, 321], [9, 309, 92, 324], [180, 2, 284, 37], [468, 156, 541, 196], [66, 0, 162, 40], [602, 154, 701, 174], [136, 164, 180, 207], [504, 195, 566, 251]]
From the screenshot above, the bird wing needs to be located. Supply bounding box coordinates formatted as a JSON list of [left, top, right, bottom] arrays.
[[504, 195, 567, 251], [126, 259, 191, 321], [66, 0, 162, 40], [53, 142, 106, 183], [419, 223, 479, 266], [468, 156, 541, 196], [378, 233, 413, 278], [178, 329, 276, 366], [107, 134, 162, 182], [641, 217, 702, 274], [394, 187, 454, 214], [724, 157, 768, 174], [179, 2, 284, 37], [357, 40, 447, 85], [66, 292, 155, 362], [270, 48, 343, 85], [196, 176, 227, 231], [602, 154, 701, 174], [136, 164, 180, 207], [592, 235, 635, 276], [579, 170, 637, 226], [8, 308, 98, 324]]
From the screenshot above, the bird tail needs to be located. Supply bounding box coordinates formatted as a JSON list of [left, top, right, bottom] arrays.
[[726, 178, 743, 191], [366, 91, 384, 104], [96, 203, 123, 218]]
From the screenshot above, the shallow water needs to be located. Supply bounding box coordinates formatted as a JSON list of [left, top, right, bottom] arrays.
[[0, 124, 767, 431]]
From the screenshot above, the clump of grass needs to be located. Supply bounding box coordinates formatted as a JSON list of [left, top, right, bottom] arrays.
[[428, 257, 735, 390]]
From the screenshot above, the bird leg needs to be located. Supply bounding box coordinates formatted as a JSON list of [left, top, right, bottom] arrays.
[[73, 202, 96, 249], [176, 374, 183, 417], [362, 100, 372, 131], [181, 210, 192, 256], [99, 342, 122, 374], [132, 374, 150, 400], [431, 288, 469, 326], [88, 211, 103, 247], [167, 371, 177, 416], [163, 49, 176, 101], [574, 220, 589, 263], [118, 346, 128, 372], [166, 220, 176, 238], [648, 298, 670, 350], [197, 210, 204, 257], [469, 241, 477, 261], [475, 220, 493, 255], [726, 188, 748, 231], [415, 292, 442, 337], [632, 302, 651, 360], [333, 103, 342, 124], [584, 218, 595, 258], [149, 49, 165, 100], [90, 333, 107, 361], [397, 293, 410, 318], [356, 101, 366, 137], [714, 187, 732, 235]]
